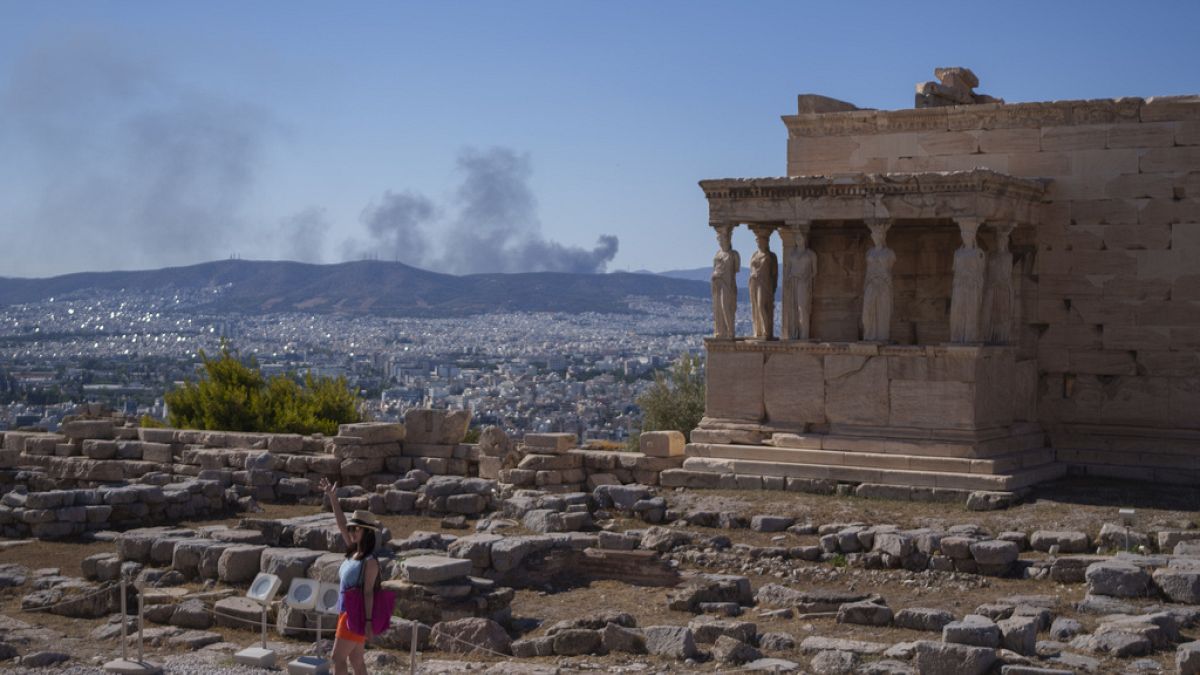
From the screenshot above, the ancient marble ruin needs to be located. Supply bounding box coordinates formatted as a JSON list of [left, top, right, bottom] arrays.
[[692, 69, 1200, 492]]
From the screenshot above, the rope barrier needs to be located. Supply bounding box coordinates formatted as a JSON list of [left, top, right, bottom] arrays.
[[16, 581, 118, 613]]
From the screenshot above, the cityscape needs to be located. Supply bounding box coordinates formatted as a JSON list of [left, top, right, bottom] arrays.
[[0, 285, 733, 441]]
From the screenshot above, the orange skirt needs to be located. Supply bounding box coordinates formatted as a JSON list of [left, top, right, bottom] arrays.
[[335, 612, 365, 643]]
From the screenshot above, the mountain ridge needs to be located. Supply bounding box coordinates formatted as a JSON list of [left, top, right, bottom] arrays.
[[0, 259, 711, 317]]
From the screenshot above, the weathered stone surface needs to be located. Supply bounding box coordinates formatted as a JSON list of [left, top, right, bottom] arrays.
[[1049, 617, 1083, 641], [713, 635, 763, 665], [837, 600, 893, 626], [687, 616, 756, 645], [751, 515, 794, 533], [213, 597, 272, 629], [1031, 530, 1090, 554], [798, 636, 888, 655], [217, 545, 266, 584], [169, 599, 212, 630], [167, 630, 223, 650], [602, 622, 647, 654], [429, 617, 511, 655], [639, 431, 684, 457], [943, 615, 1001, 648], [642, 625, 699, 660], [668, 574, 752, 612], [337, 423, 405, 444], [550, 628, 601, 656], [259, 548, 323, 589], [1178, 640, 1200, 675], [758, 632, 795, 651], [914, 640, 997, 675], [1154, 567, 1200, 603], [808, 648, 858, 673], [402, 555, 472, 584], [756, 584, 868, 612], [1086, 560, 1151, 597], [971, 540, 1019, 567], [895, 607, 955, 632], [998, 615, 1038, 656]]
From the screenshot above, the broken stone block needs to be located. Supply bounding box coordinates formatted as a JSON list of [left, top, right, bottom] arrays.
[[430, 617, 510, 655], [401, 555, 471, 584], [914, 640, 997, 675], [1031, 531, 1090, 554], [713, 634, 762, 665], [1086, 560, 1151, 597], [837, 600, 893, 627], [943, 615, 1001, 648], [643, 625, 698, 660], [895, 607, 955, 632], [639, 431, 684, 457], [998, 615, 1038, 656]]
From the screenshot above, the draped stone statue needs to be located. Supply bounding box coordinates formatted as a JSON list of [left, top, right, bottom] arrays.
[[748, 228, 778, 340], [861, 222, 895, 342], [983, 224, 1015, 344], [710, 224, 740, 339], [950, 219, 987, 343], [781, 227, 817, 340]]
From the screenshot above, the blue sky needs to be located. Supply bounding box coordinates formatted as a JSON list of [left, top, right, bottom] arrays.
[[1, 1, 1198, 277]]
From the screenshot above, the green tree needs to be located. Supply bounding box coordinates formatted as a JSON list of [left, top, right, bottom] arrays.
[[630, 353, 705, 450], [165, 346, 362, 435]]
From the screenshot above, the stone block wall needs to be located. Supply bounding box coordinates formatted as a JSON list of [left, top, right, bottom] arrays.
[[0, 479, 230, 539], [784, 95, 1200, 482]]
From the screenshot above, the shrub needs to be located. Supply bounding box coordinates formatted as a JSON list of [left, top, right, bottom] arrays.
[[165, 345, 361, 435], [629, 353, 704, 450]]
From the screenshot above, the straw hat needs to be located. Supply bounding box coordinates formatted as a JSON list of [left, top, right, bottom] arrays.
[[347, 510, 382, 531]]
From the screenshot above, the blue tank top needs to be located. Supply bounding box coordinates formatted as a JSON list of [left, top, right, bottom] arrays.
[[337, 557, 367, 613]]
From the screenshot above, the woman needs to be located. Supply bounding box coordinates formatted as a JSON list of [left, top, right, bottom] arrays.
[[320, 477, 381, 675]]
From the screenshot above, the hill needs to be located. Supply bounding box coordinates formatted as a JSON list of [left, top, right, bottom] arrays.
[[0, 259, 711, 317]]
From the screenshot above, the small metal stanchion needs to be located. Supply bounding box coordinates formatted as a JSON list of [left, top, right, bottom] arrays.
[[119, 578, 128, 662], [136, 581, 144, 663], [103, 579, 161, 674], [409, 621, 419, 675]]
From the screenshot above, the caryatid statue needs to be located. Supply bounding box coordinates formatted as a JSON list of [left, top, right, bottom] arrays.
[[861, 220, 895, 342], [748, 226, 778, 340], [983, 223, 1015, 344], [710, 223, 740, 339], [781, 224, 817, 340], [950, 218, 987, 343]]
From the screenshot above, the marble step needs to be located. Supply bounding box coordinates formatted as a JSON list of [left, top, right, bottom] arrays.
[[764, 429, 1047, 459], [679, 455, 1066, 491], [686, 442, 1055, 475]]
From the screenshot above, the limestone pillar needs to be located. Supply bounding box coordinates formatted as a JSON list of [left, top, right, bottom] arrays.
[[949, 217, 987, 344], [748, 224, 778, 340], [710, 221, 740, 340], [860, 219, 895, 342], [983, 222, 1016, 344], [780, 221, 816, 340]]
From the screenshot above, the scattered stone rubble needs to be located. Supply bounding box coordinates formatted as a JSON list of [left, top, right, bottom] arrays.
[[3, 422, 1199, 671]]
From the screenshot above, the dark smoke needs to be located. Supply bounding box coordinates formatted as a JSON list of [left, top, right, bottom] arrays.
[[0, 32, 273, 275], [355, 147, 619, 274], [359, 190, 435, 265], [277, 207, 330, 263]]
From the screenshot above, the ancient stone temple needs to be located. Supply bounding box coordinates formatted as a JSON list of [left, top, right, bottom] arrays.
[[685, 68, 1200, 492]]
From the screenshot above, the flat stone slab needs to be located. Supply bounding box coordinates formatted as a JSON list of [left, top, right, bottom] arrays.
[[799, 636, 888, 655], [401, 555, 472, 584]]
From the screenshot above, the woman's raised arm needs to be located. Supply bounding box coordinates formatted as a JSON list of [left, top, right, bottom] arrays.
[[318, 477, 352, 548]]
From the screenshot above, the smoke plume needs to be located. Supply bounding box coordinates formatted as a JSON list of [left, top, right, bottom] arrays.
[[0, 32, 274, 276], [277, 207, 330, 263], [354, 147, 619, 274], [359, 191, 435, 265]]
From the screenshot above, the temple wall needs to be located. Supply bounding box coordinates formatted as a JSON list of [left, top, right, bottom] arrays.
[[784, 96, 1200, 480]]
